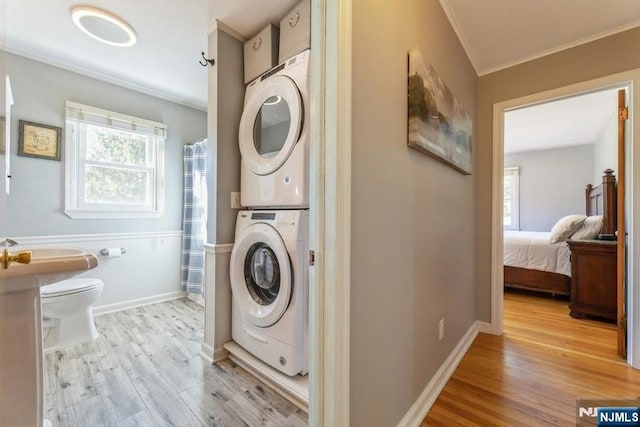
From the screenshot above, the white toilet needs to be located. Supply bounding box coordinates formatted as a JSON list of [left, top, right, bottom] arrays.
[[41, 278, 104, 351]]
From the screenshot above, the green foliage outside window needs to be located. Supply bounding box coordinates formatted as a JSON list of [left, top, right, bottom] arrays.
[[84, 125, 152, 205]]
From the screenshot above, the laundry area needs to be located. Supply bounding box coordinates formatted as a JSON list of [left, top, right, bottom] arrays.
[[210, 0, 313, 412]]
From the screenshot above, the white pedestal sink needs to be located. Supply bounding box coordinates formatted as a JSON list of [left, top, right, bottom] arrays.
[[0, 246, 98, 427]]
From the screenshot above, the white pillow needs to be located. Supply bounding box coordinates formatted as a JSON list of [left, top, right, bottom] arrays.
[[570, 215, 603, 240], [549, 214, 587, 244]]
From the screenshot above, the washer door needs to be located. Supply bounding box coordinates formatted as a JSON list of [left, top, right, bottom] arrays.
[[230, 223, 292, 327], [239, 75, 303, 176]]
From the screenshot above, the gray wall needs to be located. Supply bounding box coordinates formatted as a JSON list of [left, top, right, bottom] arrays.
[[3, 51, 207, 236], [207, 29, 243, 245], [505, 144, 594, 231], [476, 27, 640, 322], [351, 0, 476, 425], [594, 110, 618, 184]]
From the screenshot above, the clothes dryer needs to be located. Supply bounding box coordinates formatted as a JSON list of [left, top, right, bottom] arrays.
[[238, 49, 310, 208], [230, 210, 309, 376]]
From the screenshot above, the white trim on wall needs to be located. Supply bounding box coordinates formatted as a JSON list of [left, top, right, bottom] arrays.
[[396, 321, 484, 427], [0, 46, 207, 112], [94, 291, 186, 316], [491, 69, 640, 368], [203, 242, 234, 254], [202, 243, 234, 365], [14, 230, 182, 244], [309, 0, 352, 425], [18, 230, 184, 318], [203, 19, 246, 42]]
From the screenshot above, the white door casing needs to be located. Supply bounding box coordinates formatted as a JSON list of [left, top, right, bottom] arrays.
[[491, 69, 640, 368]]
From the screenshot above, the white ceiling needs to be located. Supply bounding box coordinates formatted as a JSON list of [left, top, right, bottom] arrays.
[[0, 0, 299, 111], [439, 0, 640, 75], [504, 89, 618, 154], [3, 1, 640, 112], [438, 1, 637, 154]]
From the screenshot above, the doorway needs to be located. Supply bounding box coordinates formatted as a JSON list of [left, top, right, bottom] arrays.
[[501, 88, 621, 357], [490, 70, 640, 368]]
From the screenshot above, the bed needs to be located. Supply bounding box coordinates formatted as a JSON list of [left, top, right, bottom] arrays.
[[504, 169, 617, 296]]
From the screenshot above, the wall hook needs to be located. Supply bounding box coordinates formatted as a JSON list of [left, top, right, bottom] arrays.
[[199, 52, 215, 67]]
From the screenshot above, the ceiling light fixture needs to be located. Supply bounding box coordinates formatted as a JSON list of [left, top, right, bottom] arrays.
[[71, 6, 136, 47]]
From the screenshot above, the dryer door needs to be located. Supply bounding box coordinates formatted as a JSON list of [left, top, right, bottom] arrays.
[[239, 75, 302, 176], [230, 223, 292, 327]]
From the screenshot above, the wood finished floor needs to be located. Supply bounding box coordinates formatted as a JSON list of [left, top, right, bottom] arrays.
[[44, 298, 307, 427], [423, 290, 640, 426]]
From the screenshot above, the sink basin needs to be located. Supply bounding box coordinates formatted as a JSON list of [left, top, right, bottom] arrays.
[[1, 246, 98, 291], [0, 245, 98, 426]]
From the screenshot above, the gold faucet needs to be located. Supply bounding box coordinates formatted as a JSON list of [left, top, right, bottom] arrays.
[[1, 248, 31, 269]]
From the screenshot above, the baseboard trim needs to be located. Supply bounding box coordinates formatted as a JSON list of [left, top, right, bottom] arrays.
[[93, 291, 186, 316], [213, 347, 229, 363], [396, 320, 481, 427], [200, 343, 214, 364], [187, 293, 205, 307], [476, 321, 494, 335]]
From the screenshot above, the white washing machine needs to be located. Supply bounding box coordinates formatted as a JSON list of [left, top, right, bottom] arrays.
[[238, 49, 310, 208], [230, 210, 309, 376]]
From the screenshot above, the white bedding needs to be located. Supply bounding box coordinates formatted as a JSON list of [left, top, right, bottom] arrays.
[[504, 230, 571, 277]]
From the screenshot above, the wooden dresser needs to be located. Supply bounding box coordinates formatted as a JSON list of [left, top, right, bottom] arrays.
[[567, 239, 617, 322]]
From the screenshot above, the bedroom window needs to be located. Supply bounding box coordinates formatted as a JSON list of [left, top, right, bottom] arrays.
[[504, 167, 520, 230], [64, 101, 166, 219]]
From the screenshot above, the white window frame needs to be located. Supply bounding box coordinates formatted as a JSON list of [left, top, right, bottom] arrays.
[[64, 101, 166, 219], [504, 166, 520, 230]]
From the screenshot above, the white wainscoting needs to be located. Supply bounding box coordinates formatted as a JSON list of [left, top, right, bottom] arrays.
[[202, 243, 234, 363], [16, 231, 184, 315]]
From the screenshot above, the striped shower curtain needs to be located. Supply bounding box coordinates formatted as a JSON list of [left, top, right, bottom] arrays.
[[181, 139, 208, 295]]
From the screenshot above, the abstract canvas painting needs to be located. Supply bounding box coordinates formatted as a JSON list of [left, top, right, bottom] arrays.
[[407, 50, 473, 175]]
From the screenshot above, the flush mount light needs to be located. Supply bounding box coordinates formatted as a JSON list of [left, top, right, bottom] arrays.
[[71, 6, 136, 47]]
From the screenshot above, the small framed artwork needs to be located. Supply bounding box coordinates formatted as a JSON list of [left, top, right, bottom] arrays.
[[0, 116, 5, 154], [18, 120, 62, 161]]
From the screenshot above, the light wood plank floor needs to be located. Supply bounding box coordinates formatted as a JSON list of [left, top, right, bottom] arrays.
[[44, 298, 308, 427], [423, 290, 640, 426]]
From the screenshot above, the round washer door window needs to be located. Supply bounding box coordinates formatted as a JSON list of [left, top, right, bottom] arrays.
[[239, 75, 302, 176], [245, 242, 280, 305], [230, 223, 292, 327]]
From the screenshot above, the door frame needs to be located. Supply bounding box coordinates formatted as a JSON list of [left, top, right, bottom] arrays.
[[490, 69, 640, 368], [308, 0, 352, 426]]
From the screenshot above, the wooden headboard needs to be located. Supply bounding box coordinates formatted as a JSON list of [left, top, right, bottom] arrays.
[[585, 168, 617, 237]]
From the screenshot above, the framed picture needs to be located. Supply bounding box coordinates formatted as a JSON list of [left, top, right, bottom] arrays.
[[18, 120, 62, 161], [0, 116, 5, 154], [407, 50, 473, 175]]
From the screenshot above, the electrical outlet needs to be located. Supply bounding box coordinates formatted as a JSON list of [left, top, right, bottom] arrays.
[[231, 192, 241, 209], [439, 318, 445, 341]]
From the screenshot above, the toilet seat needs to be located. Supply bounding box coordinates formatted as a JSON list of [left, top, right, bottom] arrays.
[[42, 278, 103, 298]]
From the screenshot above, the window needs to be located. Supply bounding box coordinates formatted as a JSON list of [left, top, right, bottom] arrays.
[[65, 101, 166, 219], [504, 167, 520, 230]]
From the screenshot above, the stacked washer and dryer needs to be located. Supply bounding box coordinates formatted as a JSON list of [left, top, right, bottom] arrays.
[[229, 46, 311, 378]]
